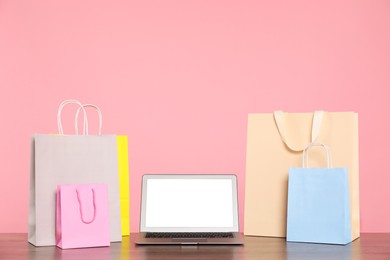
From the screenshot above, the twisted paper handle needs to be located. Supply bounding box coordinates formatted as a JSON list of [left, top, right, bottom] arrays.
[[75, 188, 97, 224]]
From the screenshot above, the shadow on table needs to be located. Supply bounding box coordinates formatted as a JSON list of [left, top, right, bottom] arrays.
[[286, 241, 357, 260]]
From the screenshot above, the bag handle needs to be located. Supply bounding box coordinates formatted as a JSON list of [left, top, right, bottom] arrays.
[[273, 111, 324, 152], [74, 104, 103, 136], [57, 100, 89, 135], [302, 143, 333, 168], [75, 188, 96, 224]]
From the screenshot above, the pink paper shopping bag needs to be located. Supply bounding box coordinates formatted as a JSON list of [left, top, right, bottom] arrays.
[[56, 184, 110, 249]]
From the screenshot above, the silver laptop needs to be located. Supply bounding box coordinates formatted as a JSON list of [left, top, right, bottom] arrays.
[[135, 174, 244, 245]]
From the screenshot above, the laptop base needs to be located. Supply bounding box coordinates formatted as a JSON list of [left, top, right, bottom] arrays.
[[135, 232, 244, 245]]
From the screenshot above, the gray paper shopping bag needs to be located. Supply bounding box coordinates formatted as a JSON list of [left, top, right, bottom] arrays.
[[28, 100, 122, 246]]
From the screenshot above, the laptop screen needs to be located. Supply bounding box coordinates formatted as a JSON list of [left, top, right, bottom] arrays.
[[140, 175, 239, 232]]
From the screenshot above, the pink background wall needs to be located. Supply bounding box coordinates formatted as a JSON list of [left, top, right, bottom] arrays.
[[1, 0, 389, 233]]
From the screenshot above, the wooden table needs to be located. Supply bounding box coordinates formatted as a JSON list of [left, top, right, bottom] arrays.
[[1, 233, 389, 260]]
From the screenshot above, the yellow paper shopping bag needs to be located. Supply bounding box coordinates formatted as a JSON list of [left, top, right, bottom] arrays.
[[74, 102, 130, 236], [117, 135, 130, 236]]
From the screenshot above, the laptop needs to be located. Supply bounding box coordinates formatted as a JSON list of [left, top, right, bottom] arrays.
[[135, 174, 244, 245]]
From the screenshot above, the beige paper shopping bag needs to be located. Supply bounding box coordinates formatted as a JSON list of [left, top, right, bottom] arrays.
[[244, 112, 359, 240]]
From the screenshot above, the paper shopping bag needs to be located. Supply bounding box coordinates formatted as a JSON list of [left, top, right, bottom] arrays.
[[244, 111, 359, 240], [286, 143, 352, 245], [28, 100, 122, 246], [74, 104, 130, 236], [117, 136, 130, 236], [56, 184, 110, 249]]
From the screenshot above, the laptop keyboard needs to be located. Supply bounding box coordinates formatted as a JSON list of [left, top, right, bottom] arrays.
[[145, 232, 234, 239]]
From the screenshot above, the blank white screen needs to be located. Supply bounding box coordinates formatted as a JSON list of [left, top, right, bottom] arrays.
[[145, 179, 234, 228]]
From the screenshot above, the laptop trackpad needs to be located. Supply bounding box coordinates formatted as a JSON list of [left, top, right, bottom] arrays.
[[172, 238, 207, 243]]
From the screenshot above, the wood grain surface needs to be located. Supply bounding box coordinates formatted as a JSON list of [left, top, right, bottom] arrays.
[[1, 233, 389, 260]]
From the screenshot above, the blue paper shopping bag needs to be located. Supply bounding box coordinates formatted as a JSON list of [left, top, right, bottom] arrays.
[[286, 143, 352, 245]]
